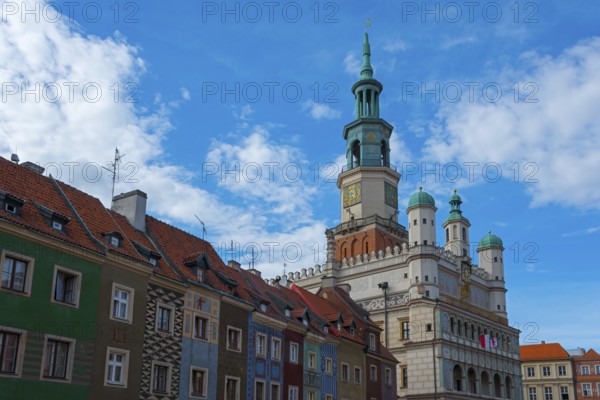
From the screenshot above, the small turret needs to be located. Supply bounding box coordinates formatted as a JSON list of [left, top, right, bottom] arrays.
[[477, 231, 507, 317], [442, 190, 471, 258], [407, 187, 437, 247]]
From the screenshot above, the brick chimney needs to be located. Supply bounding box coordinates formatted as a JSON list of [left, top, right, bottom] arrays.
[[112, 190, 147, 231]]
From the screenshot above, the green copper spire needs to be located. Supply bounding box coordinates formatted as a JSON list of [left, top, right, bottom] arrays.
[[360, 32, 374, 80]]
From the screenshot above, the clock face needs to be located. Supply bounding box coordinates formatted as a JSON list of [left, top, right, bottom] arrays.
[[384, 182, 398, 208], [343, 183, 361, 208], [367, 132, 376, 142]]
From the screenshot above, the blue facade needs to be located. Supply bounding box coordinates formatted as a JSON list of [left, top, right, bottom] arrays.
[[179, 291, 220, 400], [320, 342, 337, 400], [247, 316, 284, 400]]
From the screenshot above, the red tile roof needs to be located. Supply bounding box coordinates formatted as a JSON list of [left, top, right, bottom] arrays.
[[575, 348, 600, 361], [0, 157, 101, 254], [520, 343, 570, 361]]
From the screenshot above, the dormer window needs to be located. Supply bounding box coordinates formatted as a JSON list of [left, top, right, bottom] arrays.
[[324, 326, 329, 333], [5, 203, 17, 214], [349, 327, 355, 336], [149, 258, 157, 266], [302, 318, 308, 327], [285, 309, 291, 317], [52, 221, 63, 231], [195, 268, 204, 282], [260, 303, 267, 312]]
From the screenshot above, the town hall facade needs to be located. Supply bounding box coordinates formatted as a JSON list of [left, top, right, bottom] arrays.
[[289, 32, 523, 400]]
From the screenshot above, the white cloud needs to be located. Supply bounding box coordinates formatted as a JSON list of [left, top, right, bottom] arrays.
[[562, 225, 600, 237], [0, 0, 327, 279], [180, 87, 191, 100], [422, 37, 600, 210], [343, 51, 361, 76], [383, 39, 408, 53], [440, 36, 477, 49], [302, 101, 342, 120]]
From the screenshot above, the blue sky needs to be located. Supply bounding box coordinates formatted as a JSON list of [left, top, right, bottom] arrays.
[[1, 0, 599, 349]]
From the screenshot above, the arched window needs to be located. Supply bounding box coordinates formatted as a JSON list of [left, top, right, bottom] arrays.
[[457, 320, 462, 336], [453, 365, 463, 391], [381, 140, 388, 167], [452, 225, 457, 240], [450, 317, 456, 334], [351, 141, 361, 168], [446, 228, 449, 242], [351, 239, 358, 258], [494, 373, 502, 397], [464, 322, 469, 338], [471, 324, 476, 340], [462, 227, 467, 241], [462, 248, 468, 257], [505, 376, 513, 399], [480, 371, 491, 395], [467, 368, 477, 393]]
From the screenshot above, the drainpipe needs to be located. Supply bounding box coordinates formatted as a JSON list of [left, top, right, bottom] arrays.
[[433, 299, 439, 399], [378, 282, 389, 348]]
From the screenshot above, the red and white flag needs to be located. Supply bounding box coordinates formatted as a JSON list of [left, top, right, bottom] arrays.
[[480, 334, 490, 349]]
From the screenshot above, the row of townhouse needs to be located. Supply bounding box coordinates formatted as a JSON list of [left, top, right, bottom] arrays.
[[0, 155, 398, 400], [520, 342, 600, 400]]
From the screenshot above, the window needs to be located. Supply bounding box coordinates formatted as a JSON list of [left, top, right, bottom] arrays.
[[156, 304, 173, 333], [341, 363, 350, 381], [52, 221, 63, 231], [369, 333, 377, 350], [582, 383, 592, 397], [325, 395, 333, 400], [325, 357, 333, 374], [543, 366, 551, 376], [42, 337, 73, 380], [52, 267, 81, 307], [402, 366, 408, 388], [5, 203, 17, 214], [307, 390, 316, 400], [413, 219, 417, 226], [527, 366, 536, 377], [544, 387, 553, 400], [560, 386, 568, 400], [271, 338, 281, 361], [289, 342, 298, 363], [308, 351, 316, 370], [225, 377, 240, 400], [111, 284, 133, 323], [582, 365, 590, 375], [385, 367, 392, 386], [110, 236, 120, 247], [401, 320, 410, 340], [256, 334, 266, 357], [558, 365, 566, 376], [1, 253, 33, 294], [0, 330, 21, 374], [152, 362, 171, 394], [270, 383, 280, 400], [255, 380, 265, 400], [529, 387, 537, 400], [194, 316, 208, 340], [288, 385, 299, 400], [370, 365, 377, 381], [190, 367, 208, 398], [354, 366, 362, 383], [226, 327, 242, 352], [423, 218, 427, 224], [105, 348, 129, 387], [596, 365, 600, 374]]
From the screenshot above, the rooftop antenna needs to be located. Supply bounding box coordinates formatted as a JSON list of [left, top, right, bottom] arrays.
[[224, 240, 238, 263], [194, 215, 207, 240], [102, 147, 125, 205]]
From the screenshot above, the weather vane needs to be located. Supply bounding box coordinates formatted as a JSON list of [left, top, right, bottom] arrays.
[[365, 18, 371, 31]]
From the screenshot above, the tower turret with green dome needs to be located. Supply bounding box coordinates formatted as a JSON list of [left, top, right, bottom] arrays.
[[407, 187, 437, 247], [477, 230, 507, 317], [442, 190, 471, 258]]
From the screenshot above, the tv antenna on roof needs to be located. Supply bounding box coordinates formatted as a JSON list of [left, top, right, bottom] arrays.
[[102, 147, 125, 205], [194, 215, 207, 240]]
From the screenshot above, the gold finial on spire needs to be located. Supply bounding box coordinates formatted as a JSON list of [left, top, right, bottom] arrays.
[[419, 186, 423, 191], [488, 230, 492, 234], [453, 188, 457, 193], [365, 18, 371, 31]]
